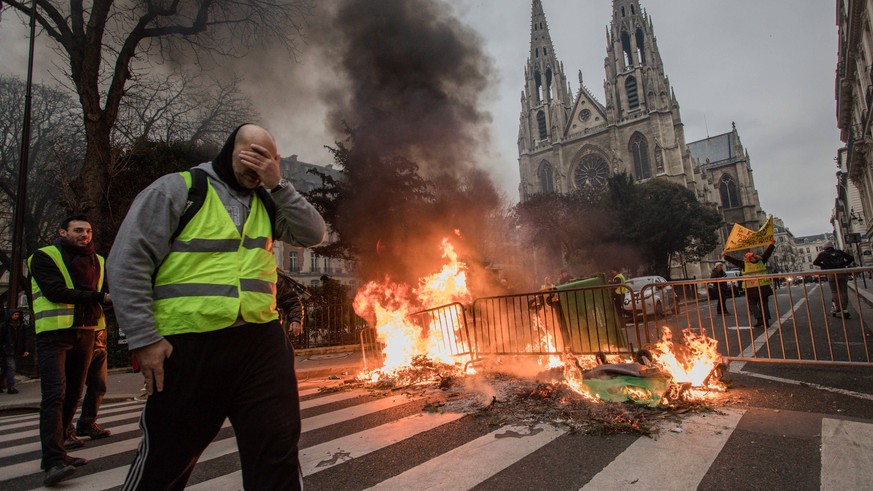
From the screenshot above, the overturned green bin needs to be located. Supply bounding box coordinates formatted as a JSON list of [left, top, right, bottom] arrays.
[[552, 273, 627, 354]]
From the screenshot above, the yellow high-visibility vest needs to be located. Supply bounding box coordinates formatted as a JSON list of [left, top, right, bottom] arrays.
[[743, 260, 771, 288], [152, 172, 278, 336], [612, 272, 629, 295], [28, 246, 106, 333]]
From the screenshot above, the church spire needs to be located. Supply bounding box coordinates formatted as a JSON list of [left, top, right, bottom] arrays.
[[519, 0, 573, 154], [605, 0, 675, 120]]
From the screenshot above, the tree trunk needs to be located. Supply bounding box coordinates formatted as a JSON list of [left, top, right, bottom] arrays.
[[71, 119, 114, 255]]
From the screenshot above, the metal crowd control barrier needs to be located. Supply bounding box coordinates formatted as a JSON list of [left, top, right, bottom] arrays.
[[359, 302, 475, 371], [641, 268, 873, 367], [360, 268, 873, 372]]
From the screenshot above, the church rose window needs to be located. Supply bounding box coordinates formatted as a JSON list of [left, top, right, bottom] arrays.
[[574, 154, 609, 190]]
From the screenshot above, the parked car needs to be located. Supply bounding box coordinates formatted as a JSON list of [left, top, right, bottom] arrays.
[[622, 276, 675, 318], [724, 269, 744, 296]]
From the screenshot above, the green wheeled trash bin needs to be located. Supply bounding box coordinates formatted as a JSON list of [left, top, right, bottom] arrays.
[[552, 273, 627, 354]]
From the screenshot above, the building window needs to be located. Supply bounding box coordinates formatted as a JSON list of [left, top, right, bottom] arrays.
[[718, 175, 740, 208], [621, 30, 632, 66], [629, 132, 650, 180], [537, 110, 547, 139], [323, 257, 330, 273], [289, 251, 299, 272], [310, 252, 319, 273], [535, 71, 543, 102], [538, 161, 555, 193], [625, 76, 639, 110], [635, 28, 645, 64]]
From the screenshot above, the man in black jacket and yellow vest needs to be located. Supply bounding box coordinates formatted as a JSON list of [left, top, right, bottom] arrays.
[[109, 124, 326, 490], [29, 214, 111, 486]]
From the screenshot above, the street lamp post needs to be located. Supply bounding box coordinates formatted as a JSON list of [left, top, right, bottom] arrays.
[[7, 0, 38, 311]]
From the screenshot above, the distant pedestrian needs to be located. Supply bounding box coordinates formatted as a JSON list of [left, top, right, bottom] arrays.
[[109, 124, 326, 490], [277, 269, 306, 339], [609, 266, 629, 320], [709, 262, 732, 316], [0, 309, 34, 394], [29, 214, 111, 486], [813, 241, 854, 317], [724, 241, 775, 328], [556, 269, 573, 285]]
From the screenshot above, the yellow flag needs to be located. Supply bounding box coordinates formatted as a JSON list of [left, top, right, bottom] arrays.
[[723, 215, 774, 254]]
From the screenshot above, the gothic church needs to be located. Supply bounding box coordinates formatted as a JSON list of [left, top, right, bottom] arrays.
[[517, 0, 765, 278]]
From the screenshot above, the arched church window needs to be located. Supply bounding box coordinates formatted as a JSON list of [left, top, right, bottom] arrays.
[[629, 133, 651, 180], [631, 5, 635, 14], [635, 28, 646, 64], [534, 71, 543, 102], [546, 68, 553, 101], [538, 161, 555, 193], [719, 175, 741, 208], [536, 110, 547, 140], [621, 6, 626, 17], [621, 31, 633, 66], [625, 76, 639, 110]]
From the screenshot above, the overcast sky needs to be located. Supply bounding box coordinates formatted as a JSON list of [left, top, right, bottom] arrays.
[[1, 1, 840, 238]]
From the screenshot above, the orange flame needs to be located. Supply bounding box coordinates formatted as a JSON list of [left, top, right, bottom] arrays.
[[354, 239, 471, 379], [650, 326, 722, 386]]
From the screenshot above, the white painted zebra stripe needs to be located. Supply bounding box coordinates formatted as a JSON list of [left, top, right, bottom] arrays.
[[0, 420, 145, 459], [0, 392, 418, 481], [300, 389, 368, 410], [366, 424, 565, 491], [302, 394, 423, 432], [821, 418, 873, 490], [0, 399, 143, 427], [0, 405, 146, 443], [581, 409, 744, 490], [187, 411, 468, 490]]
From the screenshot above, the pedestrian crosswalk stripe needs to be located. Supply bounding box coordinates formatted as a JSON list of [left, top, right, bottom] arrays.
[[300, 389, 368, 410], [187, 412, 468, 490], [0, 405, 144, 444], [581, 409, 744, 490], [821, 418, 873, 490], [302, 394, 422, 432], [365, 424, 564, 491], [4, 386, 873, 490], [0, 400, 143, 429]]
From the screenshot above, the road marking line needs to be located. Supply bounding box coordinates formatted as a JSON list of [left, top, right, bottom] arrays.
[[187, 412, 469, 490], [366, 424, 565, 491], [821, 418, 873, 490], [581, 409, 744, 491]]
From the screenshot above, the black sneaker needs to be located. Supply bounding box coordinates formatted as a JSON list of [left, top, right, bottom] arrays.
[[64, 432, 86, 449], [64, 456, 88, 467], [76, 422, 111, 439], [43, 464, 76, 487], [6, 387, 18, 394]]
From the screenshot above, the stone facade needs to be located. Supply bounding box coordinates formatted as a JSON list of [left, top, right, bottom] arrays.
[[517, 0, 765, 279]]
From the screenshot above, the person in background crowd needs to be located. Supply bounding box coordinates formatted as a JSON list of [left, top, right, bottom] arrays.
[[0, 309, 34, 394], [813, 241, 855, 318], [109, 124, 326, 490], [724, 241, 775, 328], [277, 269, 305, 339], [709, 262, 732, 316], [556, 269, 573, 285], [29, 214, 111, 486], [67, 327, 111, 447], [609, 266, 629, 320]]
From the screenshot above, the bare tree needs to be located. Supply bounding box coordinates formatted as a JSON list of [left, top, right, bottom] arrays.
[[0, 0, 311, 252], [0, 75, 84, 276]]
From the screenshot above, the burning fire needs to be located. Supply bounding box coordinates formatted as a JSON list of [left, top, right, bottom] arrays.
[[354, 238, 472, 380], [353, 237, 725, 404], [649, 326, 724, 387]]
